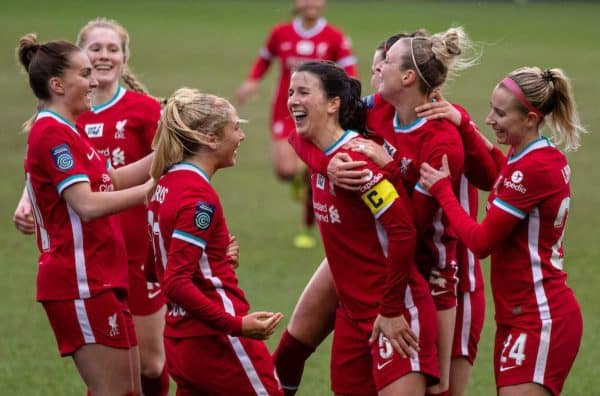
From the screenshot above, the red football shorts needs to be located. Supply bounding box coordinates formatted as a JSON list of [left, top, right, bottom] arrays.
[[127, 259, 165, 316], [164, 334, 282, 395], [452, 288, 485, 364], [331, 303, 439, 395], [42, 289, 137, 356], [494, 308, 582, 396]]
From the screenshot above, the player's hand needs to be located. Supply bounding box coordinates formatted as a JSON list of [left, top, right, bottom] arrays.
[[415, 91, 462, 127], [345, 137, 393, 167], [419, 154, 451, 191], [234, 80, 259, 106], [326, 152, 369, 191], [226, 234, 240, 268], [369, 314, 419, 359], [241, 311, 284, 340], [13, 190, 35, 235]]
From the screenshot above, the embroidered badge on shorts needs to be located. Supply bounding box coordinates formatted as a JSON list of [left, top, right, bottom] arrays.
[[50, 144, 74, 171], [194, 202, 215, 230]]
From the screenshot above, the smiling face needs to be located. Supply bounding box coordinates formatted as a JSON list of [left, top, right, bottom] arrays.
[[295, 0, 325, 21], [287, 70, 334, 142], [58, 50, 99, 116], [378, 39, 410, 101], [80, 27, 125, 88], [215, 103, 246, 169], [370, 48, 384, 91], [485, 85, 537, 151]]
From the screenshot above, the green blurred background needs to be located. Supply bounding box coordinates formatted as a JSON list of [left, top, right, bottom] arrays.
[[1, 1, 598, 394]]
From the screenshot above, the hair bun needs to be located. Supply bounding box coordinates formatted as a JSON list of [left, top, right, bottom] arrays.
[[542, 69, 554, 83]]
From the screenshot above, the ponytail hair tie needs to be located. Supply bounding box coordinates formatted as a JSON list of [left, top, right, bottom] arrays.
[[542, 69, 554, 83]]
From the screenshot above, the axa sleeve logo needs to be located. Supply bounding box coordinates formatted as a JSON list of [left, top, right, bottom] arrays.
[[50, 144, 74, 171]]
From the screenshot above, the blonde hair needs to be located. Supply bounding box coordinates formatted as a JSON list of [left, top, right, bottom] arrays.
[[76, 17, 151, 95], [149, 88, 234, 196], [507, 67, 587, 151], [400, 26, 479, 94]]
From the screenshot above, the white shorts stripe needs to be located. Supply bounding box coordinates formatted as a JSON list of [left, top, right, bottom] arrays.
[[460, 292, 472, 356], [528, 207, 552, 383], [228, 336, 269, 395], [74, 299, 95, 343], [405, 286, 421, 372]]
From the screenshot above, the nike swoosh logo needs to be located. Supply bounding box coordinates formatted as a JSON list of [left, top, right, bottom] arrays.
[[148, 289, 162, 299], [87, 151, 96, 160], [377, 360, 393, 370], [499, 365, 517, 372], [431, 290, 448, 296]]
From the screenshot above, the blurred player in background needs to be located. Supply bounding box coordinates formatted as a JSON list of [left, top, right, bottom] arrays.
[[148, 88, 284, 395], [234, 0, 358, 248]]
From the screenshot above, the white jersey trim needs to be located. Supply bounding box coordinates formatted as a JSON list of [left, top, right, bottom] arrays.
[[323, 130, 359, 155], [169, 162, 211, 183], [91, 86, 126, 114], [493, 197, 526, 219], [259, 47, 272, 60], [393, 113, 427, 133], [37, 110, 80, 135], [459, 175, 477, 291], [432, 208, 447, 268], [337, 55, 357, 68], [68, 205, 90, 299], [507, 136, 552, 165], [27, 173, 50, 251], [528, 207, 552, 383], [172, 229, 206, 249], [292, 17, 327, 38], [57, 174, 90, 195]]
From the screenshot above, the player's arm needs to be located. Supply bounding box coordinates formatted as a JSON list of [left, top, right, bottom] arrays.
[[62, 178, 151, 222], [234, 26, 278, 105], [453, 104, 504, 190], [420, 157, 520, 257], [413, 133, 463, 233], [416, 100, 503, 190], [13, 186, 35, 234], [162, 230, 244, 335], [360, 174, 420, 356], [109, 152, 154, 190], [334, 29, 358, 78]]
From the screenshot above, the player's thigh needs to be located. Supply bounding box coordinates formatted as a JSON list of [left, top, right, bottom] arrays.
[[288, 257, 337, 347], [73, 343, 138, 395], [271, 138, 301, 179]]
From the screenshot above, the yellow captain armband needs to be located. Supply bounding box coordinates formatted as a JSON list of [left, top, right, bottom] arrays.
[[360, 179, 399, 217]]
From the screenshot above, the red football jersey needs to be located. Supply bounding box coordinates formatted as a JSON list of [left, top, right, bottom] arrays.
[[77, 87, 161, 262], [248, 17, 357, 136], [148, 163, 247, 337], [365, 94, 465, 306], [456, 175, 484, 293], [25, 110, 128, 301], [487, 137, 579, 326], [310, 130, 431, 320]]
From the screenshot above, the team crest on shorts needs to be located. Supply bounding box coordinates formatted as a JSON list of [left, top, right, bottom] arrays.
[[50, 144, 74, 171], [194, 202, 215, 230]]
